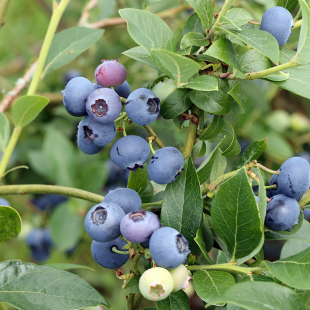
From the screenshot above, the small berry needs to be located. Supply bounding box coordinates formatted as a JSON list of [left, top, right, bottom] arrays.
[[139, 267, 174, 301], [26, 228, 52, 262], [115, 80, 131, 99], [95, 59, 127, 87], [120, 210, 162, 243], [84, 202, 125, 242], [169, 264, 192, 292], [269, 171, 284, 197]]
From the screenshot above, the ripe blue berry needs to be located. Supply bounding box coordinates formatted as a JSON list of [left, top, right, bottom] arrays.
[[95, 59, 127, 87], [33, 194, 66, 211], [62, 77, 97, 117], [169, 264, 192, 292], [86, 88, 122, 124], [126, 88, 160, 126], [120, 210, 161, 243], [63, 69, 82, 84], [115, 80, 131, 99], [110, 135, 150, 171], [26, 228, 52, 261], [84, 202, 125, 242], [103, 188, 142, 214], [269, 172, 284, 197], [265, 194, 300, 231], [260, 6, 294, 47], [0, 197, 10, 206], [91, 237, 129, 269], [79, 116, 116, 147], [149, 227, 191, 269], [278, 157, 310, 201], [139, 267, 174, 301], [148, 147, 184, 184]]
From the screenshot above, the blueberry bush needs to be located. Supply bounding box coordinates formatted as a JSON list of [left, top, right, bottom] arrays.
[[1, 0, 310, 309]]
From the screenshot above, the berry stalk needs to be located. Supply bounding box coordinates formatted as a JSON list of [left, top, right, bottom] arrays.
[[143, 125, 165, 149]]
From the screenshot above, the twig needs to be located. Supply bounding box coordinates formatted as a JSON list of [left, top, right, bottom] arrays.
[[0, 0, 11, 28], [143, 125, 165, 149], [78, 0, 98, 26]]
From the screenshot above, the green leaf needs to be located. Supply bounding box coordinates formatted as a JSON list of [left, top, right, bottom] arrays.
[[211, 168, 263, 261], [122, 46, 163, 71], [128, 166, 154, 203], [144, 0, 162, 7], [43, 27, 103, 76], [181, 75, 218, 91], [277, 0, 299, 12], [300, 291, 310, 309], [228, 82, 246, 114], [44, 263, 95, 271], [221, 28, 279, 64], [199, 115, 224, 141], [0, 261, 110, 309], [221, 8, 253, 28], [266, 246, 310, 289], [238, 49, 272, 74], [12, 95, 49, 128], [219, 121, 241, 157], [180, 32, 208, 49], [151, 49, 200, 86], [182, 13, 204, 36], [281, 239, 310, 259], [186, 0, 214, 30], [0, 206, 22, 242], [119, 9, 176, 52], [197, 141, 207, 158], [210, 149, 227, 183], [207, 282, 305, 310], [161, 157, 203, 248], [0, 112, 10, 152], [265, 71, 289, 81], [205, 38, 243, 72], [294, 0, 310, 65], [193, 271, 235, 305], [234, 139, 268, 169], [50, 200, 83, 251], [190, 89, 230, 115], [160, 88, 192, 119], [156, 290, 190, 310], [124, 274, 141, 293]]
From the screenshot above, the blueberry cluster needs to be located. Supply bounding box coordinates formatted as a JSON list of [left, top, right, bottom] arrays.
[[264, 157, 310, 231], [84, 188, 191, 301]]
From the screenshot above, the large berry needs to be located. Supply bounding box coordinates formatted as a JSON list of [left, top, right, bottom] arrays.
[[84, 202, 125, 242], [79, 116, 116, 147], [110, 135, 150, 171], [86, 88, 122, 124], [0, 198, 10, 206], [62, 77, 97, 117], [265, 194, 300, 231], [278, 157, 310, 201], [95, 59, 127, 87], [169, 264, 192, 292], [260, 6, 294, 47], [269, 171, 284, 197], [77, 120, 102, 155], [149, 227, 191, 269], [103, 188, 142, 214], [139, 267, 174, 301], [115, 80, 131, 99], [120, 210, 161, 243], [148, 147, 184, 184], [91, 237, 129, 269], [126, 88, 160, 125]]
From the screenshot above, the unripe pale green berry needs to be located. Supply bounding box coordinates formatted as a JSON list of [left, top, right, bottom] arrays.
[[139, 267, 174, 301], [152, 79, 177, 103], [169, 264, 192, 292]]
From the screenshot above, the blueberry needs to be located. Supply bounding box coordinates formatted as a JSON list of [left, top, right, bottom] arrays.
[[95, 59, 127, 87], [125, 88, 160, 126], [120, 210, 161, 243], [139, 267, 174, 301], [84, 202, 125, 242], [169, 264, 192, 292], [149, 227, 191, 269], [110, 135, 150, 171], [42, 228, 54, 248], [33, 194, 67, 211], [86, 88, 122, 124], [0, 197, 10, 206], [255, 196, 259, 203], [103, 188, 142, 214], [148, 147, 184, 184], [303, 209, 310, 222], [91, 237, 129, 269], [115, 80, 131, 99], [278, 157, 310, 201], [265, 194, 300, 231], [77, 119, 102, 155], [260, 6, 294, 47], [269, 171, 284, 197], [62, 77, 98, 117], [79, 116, 116, 147], [106, 160, 129, 185], [26, 229, 51, 262], [63, 69, 82, 84]]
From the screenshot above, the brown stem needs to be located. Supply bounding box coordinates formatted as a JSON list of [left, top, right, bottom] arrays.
[[78, 0, 98, 26], [143, 125, 165, 149]]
